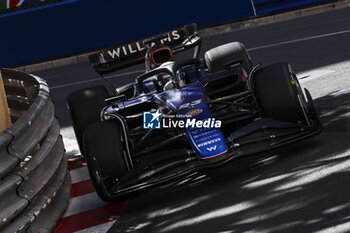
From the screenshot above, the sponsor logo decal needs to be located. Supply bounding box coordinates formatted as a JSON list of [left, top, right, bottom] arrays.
[[178, 99, 202, 110], [0, 0, 51, 10], [105, 30, 182, 60], [197, 138, 221, 148], [206, 145, 217, 151], [186, 109, 203, 117]]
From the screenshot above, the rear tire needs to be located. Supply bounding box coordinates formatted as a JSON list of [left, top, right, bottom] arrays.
[[67, 85, 109, 154], [204, 42, 252, 73], [253, 62, 309, 124], [83, 121, 129, 202]]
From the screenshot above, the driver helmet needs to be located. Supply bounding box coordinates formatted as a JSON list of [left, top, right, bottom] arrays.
[[145, 45, 174, 71]]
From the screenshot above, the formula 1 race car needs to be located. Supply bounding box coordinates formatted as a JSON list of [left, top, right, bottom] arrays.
[[67, 24, 322, 201]]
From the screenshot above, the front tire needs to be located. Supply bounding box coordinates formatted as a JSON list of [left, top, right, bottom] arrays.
[[67, 85, 109, 154], [253, 62, 309, 124], [83, 120, 129, 202]]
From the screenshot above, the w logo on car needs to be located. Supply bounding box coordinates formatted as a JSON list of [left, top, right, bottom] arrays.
[[143, 110, 161, 129], [206, 145, 217, 152]]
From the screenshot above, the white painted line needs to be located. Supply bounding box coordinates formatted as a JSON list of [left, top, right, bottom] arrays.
[[50, 69, 144, 90], [247, 29, 350, 51], [60, 126, 76, 140], [64, 192, 107, 217], [60, 126, 81, 157], [74, 221, 116, 233], [50, 29, 350, 91], [70, 166, 90, 184], [62, 137, 80, 157]]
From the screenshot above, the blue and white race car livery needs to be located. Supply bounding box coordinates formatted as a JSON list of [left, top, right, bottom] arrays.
[[67, 24, 322, 201]]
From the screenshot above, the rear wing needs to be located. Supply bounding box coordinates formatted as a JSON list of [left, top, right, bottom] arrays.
[[89, 23, 201, 75]]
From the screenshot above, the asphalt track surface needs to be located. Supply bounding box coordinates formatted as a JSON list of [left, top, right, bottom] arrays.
[[34, 7, 350, 233]]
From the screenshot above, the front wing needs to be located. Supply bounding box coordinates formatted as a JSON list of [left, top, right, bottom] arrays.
[[97, 117, 322, 200]]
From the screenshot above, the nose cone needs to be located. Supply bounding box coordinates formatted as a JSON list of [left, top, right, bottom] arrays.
[[187, 126, 228, 159], [178, 100, 228, 159], [166, 82, 228, 159]]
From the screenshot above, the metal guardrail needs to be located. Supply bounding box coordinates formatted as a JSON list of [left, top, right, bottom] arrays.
[[0, 68, 70, 233]]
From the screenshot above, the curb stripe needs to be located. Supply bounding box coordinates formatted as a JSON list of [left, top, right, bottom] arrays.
[[70, 180, 95, 198], [68, 156, 87, 170], [74, 221, 117, 233], [64, 192, 106, 217], [70, 166, 90, 184], [58, 144, 126, 232], [55, 202, 126, 233]]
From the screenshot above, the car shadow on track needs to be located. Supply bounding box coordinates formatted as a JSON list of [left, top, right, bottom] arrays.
[[108, 90, 350, 233]]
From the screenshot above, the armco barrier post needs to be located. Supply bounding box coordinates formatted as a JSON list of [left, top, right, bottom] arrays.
[[0, 71, 11, 132]]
